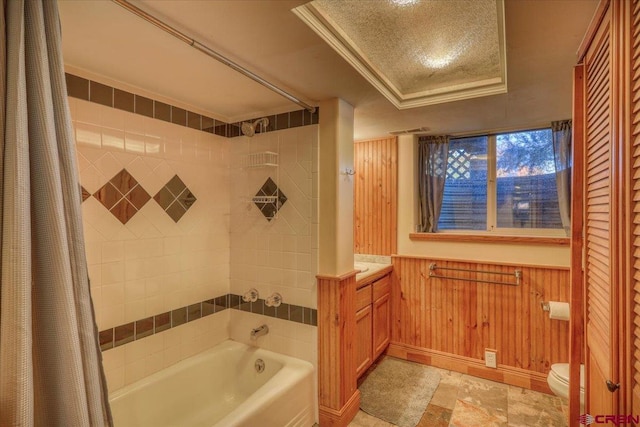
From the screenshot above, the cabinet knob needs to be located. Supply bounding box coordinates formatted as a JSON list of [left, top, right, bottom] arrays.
[[606, 380, 620, 392]]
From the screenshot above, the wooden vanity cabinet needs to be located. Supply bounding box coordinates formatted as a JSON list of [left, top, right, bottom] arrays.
[[355, 300, 372, 378], [355, 273, 391, 378], [372, 275, 390, 360]]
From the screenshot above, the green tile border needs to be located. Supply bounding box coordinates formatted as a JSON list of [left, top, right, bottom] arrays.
[[99, 293, 317, 351], [65, 73, 319, 138]]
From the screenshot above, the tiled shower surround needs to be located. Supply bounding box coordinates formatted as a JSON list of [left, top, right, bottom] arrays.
[[229, 123, 319, 365], [68, 75, 319, 392]]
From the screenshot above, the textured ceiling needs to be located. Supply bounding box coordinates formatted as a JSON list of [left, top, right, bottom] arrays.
[[58, 0, 599, 140], [295, 0, 507, 107]]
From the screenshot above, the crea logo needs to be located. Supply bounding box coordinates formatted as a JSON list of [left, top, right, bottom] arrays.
[[579, 414, 640, 425], [579, 414, 595, 425]]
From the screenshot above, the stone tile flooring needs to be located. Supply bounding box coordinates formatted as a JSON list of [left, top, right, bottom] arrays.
[[350, 368, 568, 427]]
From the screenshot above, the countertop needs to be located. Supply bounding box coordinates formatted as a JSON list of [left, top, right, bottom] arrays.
[[354, 255, 392, 287]]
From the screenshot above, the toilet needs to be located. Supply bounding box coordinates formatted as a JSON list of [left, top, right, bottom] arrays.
[[547, 363, 585, 409]]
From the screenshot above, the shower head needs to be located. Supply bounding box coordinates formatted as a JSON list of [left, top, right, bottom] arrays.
[[241, 117, 270, 137]]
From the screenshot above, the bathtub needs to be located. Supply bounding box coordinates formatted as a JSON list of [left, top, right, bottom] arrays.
[[109, 340, 316, 427]]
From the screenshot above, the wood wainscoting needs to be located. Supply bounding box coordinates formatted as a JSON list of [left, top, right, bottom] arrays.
[[317, 271, 360, 426], [354, 136, 397, 256], [389, 255, 570, 392]]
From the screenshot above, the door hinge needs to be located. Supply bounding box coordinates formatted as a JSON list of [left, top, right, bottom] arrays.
[[606, 380, 620, 392]]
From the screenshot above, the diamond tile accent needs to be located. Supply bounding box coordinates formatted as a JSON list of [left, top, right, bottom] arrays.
[[153, 186, 174, 210], [154, 175, 197, 222], [254, 177, 287, 221], [110, 169, 137, 195], [127, 185, 152, 209], [165, 175, 186, 197], [81, 186, 91, 203], [166, 201, 187, 222], [177, 189, 196, 209], [93, 183, 121, 210], [93, 169, 151, 224]]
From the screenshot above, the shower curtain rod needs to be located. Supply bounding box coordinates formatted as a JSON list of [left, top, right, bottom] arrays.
[[111, 0, 317, 114]]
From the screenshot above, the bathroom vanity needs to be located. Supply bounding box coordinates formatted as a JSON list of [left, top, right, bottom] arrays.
[[354, 267, 392, 378]]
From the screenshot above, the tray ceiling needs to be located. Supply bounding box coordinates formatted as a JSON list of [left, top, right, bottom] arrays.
[[294, 0, 507, 109]]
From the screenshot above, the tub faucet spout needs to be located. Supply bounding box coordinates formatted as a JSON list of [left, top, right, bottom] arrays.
[[250, 324, 269, 340]]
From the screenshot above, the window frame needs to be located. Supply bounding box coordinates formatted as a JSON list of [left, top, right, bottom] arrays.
[[422, 127, 568, 239]]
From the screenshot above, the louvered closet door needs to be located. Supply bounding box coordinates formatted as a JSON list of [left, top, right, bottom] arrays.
[[583, 4, 617, 416], [631, 0, 640, 416]]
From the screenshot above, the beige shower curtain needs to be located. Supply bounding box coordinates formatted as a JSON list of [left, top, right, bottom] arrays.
[[0, 1, 112, 425]]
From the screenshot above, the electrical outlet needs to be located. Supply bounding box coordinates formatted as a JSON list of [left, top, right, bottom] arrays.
[[485, 349, 497, 368]]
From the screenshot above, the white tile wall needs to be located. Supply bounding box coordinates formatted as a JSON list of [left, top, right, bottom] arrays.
[[71, 98, 231, 392], [230, 310, 317, 366], [229, 126, 319, 311], [228, 125, 319, 377], [73, 95, 319, 396]]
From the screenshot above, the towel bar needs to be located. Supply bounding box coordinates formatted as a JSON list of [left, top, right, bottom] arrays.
[[428, 263, 521, 286]]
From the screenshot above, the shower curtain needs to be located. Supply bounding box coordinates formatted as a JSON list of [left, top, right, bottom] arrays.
[[0, 1, 112, 425]]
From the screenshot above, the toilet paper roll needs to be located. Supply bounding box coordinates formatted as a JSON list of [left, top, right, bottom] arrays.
[[548, 301, 570, 321]]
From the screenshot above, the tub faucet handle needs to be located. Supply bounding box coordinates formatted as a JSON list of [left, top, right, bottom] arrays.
[[251, 324, 269, 340], [243, 288, 259, 303], [265, 292, 282, 308]]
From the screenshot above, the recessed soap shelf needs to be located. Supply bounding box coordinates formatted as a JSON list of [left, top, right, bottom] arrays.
[[245, 151, 278, 168]]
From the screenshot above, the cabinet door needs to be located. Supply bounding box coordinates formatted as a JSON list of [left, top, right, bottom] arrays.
[[355, 305, 373, 378], [629, 0, 640, 416], [372, 292, 390, 359]]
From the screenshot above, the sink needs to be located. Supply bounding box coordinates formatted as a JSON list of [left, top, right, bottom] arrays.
[[354, 262, 369, 273]]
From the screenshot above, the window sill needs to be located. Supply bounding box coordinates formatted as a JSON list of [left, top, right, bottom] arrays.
[[409, 232, 570, 246]]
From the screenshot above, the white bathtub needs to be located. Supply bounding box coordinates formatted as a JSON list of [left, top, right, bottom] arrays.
[[109, 340, 315, 427]]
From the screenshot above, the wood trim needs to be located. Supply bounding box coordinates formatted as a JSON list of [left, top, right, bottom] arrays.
[[569, 63, 586, 425], [392, 254, 570, 271], [611, 1, 640, 414], [610, 0, 624, 405], [317, 274, 358, 426], [409, 232, 570, 246], [577, 0, 611, 62], [581, 2, 618, 416], [354, 136, 398, 256], [319, 390, 361, 427], [625, 0, 638, 417], [387, 343, 552, 394]]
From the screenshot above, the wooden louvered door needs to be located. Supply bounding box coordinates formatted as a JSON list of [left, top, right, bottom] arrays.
[[631, 0, 640, 418], [582, 2, 618, 418]]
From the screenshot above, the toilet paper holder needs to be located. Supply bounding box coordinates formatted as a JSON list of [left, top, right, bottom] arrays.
[[541, 300, 571, 321]]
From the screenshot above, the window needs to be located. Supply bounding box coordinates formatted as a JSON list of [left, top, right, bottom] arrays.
[[439, 136, 488, 230], [437, 128, 563, 234]]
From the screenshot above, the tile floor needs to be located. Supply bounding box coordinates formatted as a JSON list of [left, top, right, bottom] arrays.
[[350, 367, 569, 427]]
